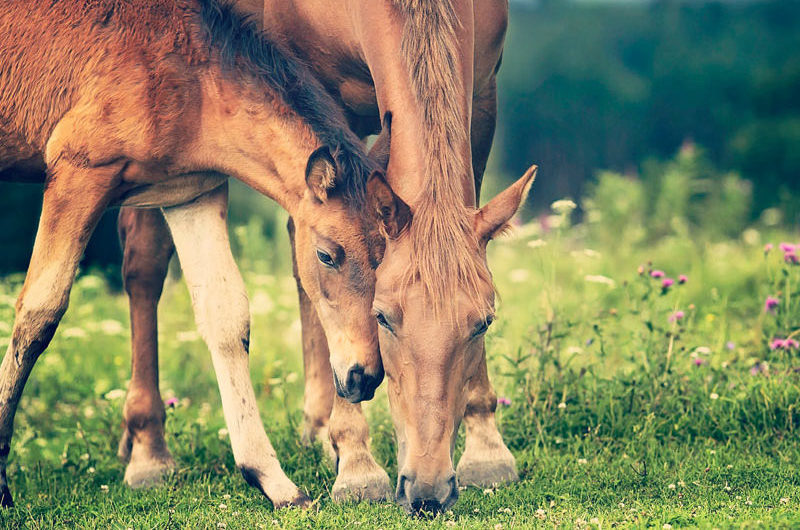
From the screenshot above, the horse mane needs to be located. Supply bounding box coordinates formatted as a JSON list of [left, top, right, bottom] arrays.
[[197, 0, 373, 207], [390, 0, 492, 316]]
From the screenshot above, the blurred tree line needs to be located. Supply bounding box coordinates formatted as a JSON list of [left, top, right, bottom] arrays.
[[497, 0, 800, 221], [1, 0, 798, 275]]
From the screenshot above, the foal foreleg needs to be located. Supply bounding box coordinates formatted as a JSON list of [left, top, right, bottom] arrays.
[[287, 219, 390, 502], [0, 162, 116, 507], [456, 82, 518, 487], [162, 185, 309, 508], [117, 207, 176, 487], [328, 396, 392, 502], [287, 218, 334, 457]]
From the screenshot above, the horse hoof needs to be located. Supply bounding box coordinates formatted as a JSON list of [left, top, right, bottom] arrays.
[[124, 455, 176, 488], [456, 448, 518, 488], [332, 466, 393, 503]]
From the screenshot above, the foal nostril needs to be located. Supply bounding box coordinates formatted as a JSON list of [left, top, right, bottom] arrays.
[[336, 363, 384, 403]]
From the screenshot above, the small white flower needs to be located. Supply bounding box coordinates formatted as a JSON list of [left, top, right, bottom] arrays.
[[694, 346, 712, 356], [727, 464, 733, 469], [104, 389, 126, 400], [584, 275, 616, 287], [217, 523, 227, 529], [558, 402, 567, 409], [509, 269, 530, 283], [618, 502, 625, 508], [483, 488, 494, 496], [98, 319, 125, 335], [578, 458, 588, 465], [527, 239, 546, 249], [590, 518, 600, 525], [668, 483, 676, 490], [219, 503, 227, 510], [218, 428, 229, 440], [551, 199, 577, 215], [80, 453, 89, 461], [62, 327, 88, 339], [663, 524, 673, 530], [710, 393, 719, 400], [493, 524, 503, 530], [535, 508, 546, 520], [88, 467, 95, 474], [445, 522, 456, 527], [678, 480, 686, 487], [177, 330, 200, 343], [100, 484, 109, 492], [745, 499, 753, 506], [223, 494, 231, 500], [780, 497, 789, 505]]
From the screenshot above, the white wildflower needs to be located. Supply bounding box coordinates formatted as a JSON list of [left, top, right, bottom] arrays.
[[104, 389, 126, 400], [584, 275, 616, 287]]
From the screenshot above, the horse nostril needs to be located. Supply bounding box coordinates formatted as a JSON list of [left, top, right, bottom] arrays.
[[396, 473, 410, 502]]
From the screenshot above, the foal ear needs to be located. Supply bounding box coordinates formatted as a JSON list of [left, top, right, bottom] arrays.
[[368, 112, 392, 171], [474, 164, 537, 243], [367, 170, 411, 239], [305, 146, 338, 203]]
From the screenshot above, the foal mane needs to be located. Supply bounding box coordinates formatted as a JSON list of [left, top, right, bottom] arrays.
[[390, 0, 492, 316], [197, 0, 373, 207]]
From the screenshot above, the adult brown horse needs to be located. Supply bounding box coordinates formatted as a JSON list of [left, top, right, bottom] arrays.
[[0, 0, 408, 509], [119, 0, 533, 513]]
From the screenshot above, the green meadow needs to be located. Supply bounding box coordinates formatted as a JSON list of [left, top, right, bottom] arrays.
[[1, 153, 799, 528]]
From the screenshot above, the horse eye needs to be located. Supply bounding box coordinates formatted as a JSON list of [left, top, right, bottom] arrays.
[[376, 312, 394, 333], [472, 315, 494, 337], [316, 249, 335, 268]]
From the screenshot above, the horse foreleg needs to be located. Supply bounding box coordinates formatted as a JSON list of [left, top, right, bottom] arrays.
[[328, 396, 392, 502], [287, 219, 391, 502], [117, 207, 176, 487], [0, 160, 116, 507], [456, 82, 518, 487], [161, 184, 309, 508], [456, 343, 518, 487]]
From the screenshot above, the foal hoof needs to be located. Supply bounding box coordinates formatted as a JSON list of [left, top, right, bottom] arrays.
[[274, 491, 313, 510], [124, 454, 176, 488], [0, 483, 13, 508], [456, 447, 518, 488], [332, 465, 393, 503]]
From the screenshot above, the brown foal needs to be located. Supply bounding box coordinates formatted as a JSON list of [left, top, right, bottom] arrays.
[[118, 0, 532, 513], [0, 0, 406, 508]]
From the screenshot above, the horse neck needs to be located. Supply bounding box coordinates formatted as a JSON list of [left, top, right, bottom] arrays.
[[357, 0, 476, 210], [193, 72, 316, 214]]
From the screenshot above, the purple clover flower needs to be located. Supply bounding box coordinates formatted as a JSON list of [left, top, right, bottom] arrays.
[[764, 296, 780, 313], [650, 270, 665, 278], [662, 278, 675, 290], [669, 310, 685, 323], [165, 397, 179, 408], [497, 397, 512, 407], [678, 274, 688, 284]]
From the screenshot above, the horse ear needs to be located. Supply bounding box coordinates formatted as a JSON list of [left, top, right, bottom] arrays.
[[367, 169, 411, 239], [368, 112, 392, 171], [305, 146, 337, 203], [474, 165, 537, 243]]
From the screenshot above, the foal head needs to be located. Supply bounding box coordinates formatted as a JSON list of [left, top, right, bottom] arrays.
[[372, 160, 536, 512], [290, 146, 405, 403]]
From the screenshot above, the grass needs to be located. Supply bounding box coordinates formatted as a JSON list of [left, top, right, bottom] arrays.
[[0, 201, 798, 529]]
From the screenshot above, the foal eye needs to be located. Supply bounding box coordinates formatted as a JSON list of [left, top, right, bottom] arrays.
[[472, 315, 494, 337], [375, 312, 394, 333], [316, 249, 336, 268]]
